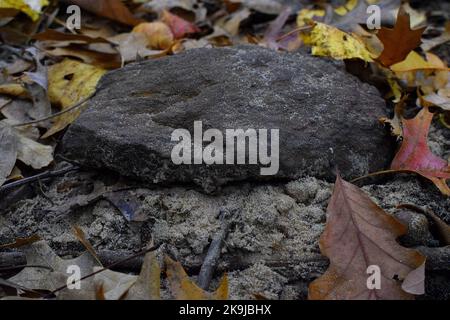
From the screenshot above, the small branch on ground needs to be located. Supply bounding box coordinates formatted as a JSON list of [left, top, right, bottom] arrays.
[[0, 165, 79, 194], [197, 208, 235, 290]]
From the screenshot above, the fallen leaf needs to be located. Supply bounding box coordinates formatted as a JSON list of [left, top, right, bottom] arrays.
[[326, 0, 401, 32], [67, 0, 142, 26], [401, 262, 425, 295], [232, 0, 286, 15], [6, 165, 22, 182], [391, 106, 450, 195], [142, 0, 206, 22], [421, 22, 450, 52], [42, 59, 106, 138], [0, 121, 17, 186], [15, 131, 53, 169], [301, 22, 373, 62], [2, 58, 31, 75], [161, 10, 199, 39], [0, 235, 41, 249], [132, 22, 174, 50], [309, 174, 426, 300], [93, 269, 137, 300], [380, 94, 406, 139], [423, 91, 450, 111], [7, 240, 100, 299], [376, 7, 426, 67], [72, 226, 102, 267], [391, 51, 449, 73], [0, 83, 28, 98], [33, 29, 110, 45], [165, 256, 228, 300], [0, 0, 48, 21], [125, 250, 161, 300], [296, 9, 325, 27], [94, 248, 161, 300], [108, 32, 164, 65], [42, 45, 121, 69], [295, 0, 375, 29], [222, 8, 251, 37], [263, 6, 292, 50]]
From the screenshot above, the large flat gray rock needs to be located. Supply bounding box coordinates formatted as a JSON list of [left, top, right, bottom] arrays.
[[62, 45, 393, 192]]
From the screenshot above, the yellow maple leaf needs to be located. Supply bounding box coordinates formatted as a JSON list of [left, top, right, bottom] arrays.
[[43, 59, 106, 138], [0, 0, 49, 21], [301, 22, 373, 62]]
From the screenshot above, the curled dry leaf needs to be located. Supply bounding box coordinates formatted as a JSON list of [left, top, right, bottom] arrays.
[[165, 256, 228, 300], [301, 22, 373, 62], [391, 51, 449, 73], [423, 91, 450, 111], [391, 106, 450, 195], [0, 121, 17, 186], [42, 45, 121, 70], [380, 95, 406, 139], [221, 8, 251, 37], [376, 7, 426, 67], [161, 10, 200, 39], [0, 234, 41, 249], [93, 269, 137, 300], [132, 22, 174, 50], [67, 0, 142, 26], [108, 32, 164, 65], [142, 0, 207, 22], [43, 59, 106, 138], [94, 249, 160, 300], [33, 29, 110, 45], [0, 0, 48, 21], [309, 174, 426, 300], [125, 250, 160, 300], [72, 226, 102, 267], [15, 132, 54, 169], [0, 83, 28, 98], [421, 22, 450, 52]]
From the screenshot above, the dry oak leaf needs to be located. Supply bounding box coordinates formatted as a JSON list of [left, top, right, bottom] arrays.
[[376, 7, 426, 67], [391, 106, 450, 196], [93, 249, 161, 300], [67, 0, 142, 26], [6, 240, 101, 300], [309, 174, 426, 300], [165, 256, 228, 300]]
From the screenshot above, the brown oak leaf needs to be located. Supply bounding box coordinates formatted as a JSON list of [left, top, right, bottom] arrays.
[[309, 174, 426, 300]]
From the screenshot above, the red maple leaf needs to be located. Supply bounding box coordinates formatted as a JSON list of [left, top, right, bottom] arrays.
[[391, 106, 450, 195]]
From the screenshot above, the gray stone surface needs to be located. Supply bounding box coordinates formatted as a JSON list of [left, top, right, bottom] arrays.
[[62, 45, 393, 192]]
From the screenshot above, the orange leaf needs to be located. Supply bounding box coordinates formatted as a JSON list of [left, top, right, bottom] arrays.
[[132, 22, 174, 50], [161, 10, 200, 39], [165, 256, 228, 300], [376, 7, 426, 67], [391, 107, 450, 195], [67, 0, 142, 26], [309, 174, 426, 300]]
